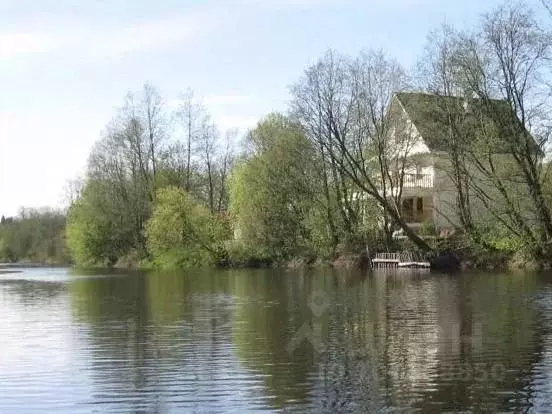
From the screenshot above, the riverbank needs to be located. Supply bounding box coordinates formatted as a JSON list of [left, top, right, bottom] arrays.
[[34, 242, 546, 273], [0, 261, 71, 269], [221, 249, 548, 272]]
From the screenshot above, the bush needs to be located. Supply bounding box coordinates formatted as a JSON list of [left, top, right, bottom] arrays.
[[146, 187, 230, 269], [419, 219, 437, 237], [223, 240, 275, 267]]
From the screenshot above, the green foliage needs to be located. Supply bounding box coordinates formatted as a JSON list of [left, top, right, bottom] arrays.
[[419, 219, 437, 237], [146, 187, 230, 269], [0, 209, 68, 264], [480, 223, 525, 253], [64, 84, 237, 268], [223, 240, 275, 267], [0, 237, 16, 262], [302, 207, 336, 259], [229, 114, 322, 260], [66, 179, 142, 267]]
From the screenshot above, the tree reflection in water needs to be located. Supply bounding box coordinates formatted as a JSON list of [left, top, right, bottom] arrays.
[[66, 268, 552, 412]]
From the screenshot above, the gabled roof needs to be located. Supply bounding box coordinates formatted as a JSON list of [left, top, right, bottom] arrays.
[[394, 92, 536, 153]]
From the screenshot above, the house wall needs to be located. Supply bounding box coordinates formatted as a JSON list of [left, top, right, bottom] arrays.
[[388, 96, 431, 158], [401, 195, 434, 224], [387, 96, 436, 200], [432, 152, 536, 230], [432, 156, 461, 229], [386, 94, 537, 232]]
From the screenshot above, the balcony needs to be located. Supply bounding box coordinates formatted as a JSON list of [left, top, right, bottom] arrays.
[[402, 173, 433, 188]]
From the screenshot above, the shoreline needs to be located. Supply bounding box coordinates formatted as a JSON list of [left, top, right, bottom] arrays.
[[0, 262, 71, 269], [4, 249, 546, 273]]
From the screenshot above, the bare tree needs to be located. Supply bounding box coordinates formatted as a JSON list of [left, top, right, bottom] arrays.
[[84, 84, 170, 257], [291, 51, 358, 248], [350, 50, 419, 245], [162, 141, 190, 189], [198, 119, 219, 213], [63, 177, 84, 207], [417, 25, 484, 243], [451, 2, 552, 255], [176, 88, 206, 192], [292, 49, 431, 251], [140, 83, 167, 194], [170, 89, 237, 212], [216, 129, 237, 213]]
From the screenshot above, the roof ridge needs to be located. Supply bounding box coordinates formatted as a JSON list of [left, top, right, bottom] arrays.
[[395, 91, 507, 104]]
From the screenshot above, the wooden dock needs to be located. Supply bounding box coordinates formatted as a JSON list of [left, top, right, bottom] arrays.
[[371, 252, 430, 269]]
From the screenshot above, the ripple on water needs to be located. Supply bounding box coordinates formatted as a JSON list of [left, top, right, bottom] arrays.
[[2, 269, 552, 412]]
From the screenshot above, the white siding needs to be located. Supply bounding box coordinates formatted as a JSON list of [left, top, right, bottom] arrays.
[[432, 152, 536, 229]]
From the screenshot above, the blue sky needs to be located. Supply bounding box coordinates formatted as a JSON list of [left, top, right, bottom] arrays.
[[0, 0, 543, 216]]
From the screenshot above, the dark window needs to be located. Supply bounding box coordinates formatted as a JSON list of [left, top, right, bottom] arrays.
[[417, 197, 423, 212]]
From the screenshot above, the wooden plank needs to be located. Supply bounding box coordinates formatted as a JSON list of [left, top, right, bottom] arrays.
[[372, 260, 400, 265], [397, 262, 431, 268]]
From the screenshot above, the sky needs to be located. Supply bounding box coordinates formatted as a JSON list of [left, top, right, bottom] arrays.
[[0, 0, 546, 216]]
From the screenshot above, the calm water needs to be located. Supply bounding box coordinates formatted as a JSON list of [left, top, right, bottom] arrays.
[[1, 268, 552, 413]]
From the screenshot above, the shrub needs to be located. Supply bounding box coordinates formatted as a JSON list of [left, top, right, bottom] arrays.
[[146, 187, 229, 269], [419, 219, 437, 237]]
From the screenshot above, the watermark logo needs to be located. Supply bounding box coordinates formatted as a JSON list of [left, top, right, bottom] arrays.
[[286, 284, 507, 383], [287, 290, 330, 355]]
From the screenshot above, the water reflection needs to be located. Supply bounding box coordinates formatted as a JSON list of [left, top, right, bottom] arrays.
[[0, 268, 66, 306], [230, 270, 316, 409], [1, 268, 552, 412]]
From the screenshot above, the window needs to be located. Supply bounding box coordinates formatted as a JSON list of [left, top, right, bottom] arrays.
[[402, 198, 414, 220], [416, 165, 424, 180], [417, 197, 423, 212], [401, 198, 417, 222]]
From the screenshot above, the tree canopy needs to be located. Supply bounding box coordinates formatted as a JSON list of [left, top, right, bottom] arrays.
[[8, 0, 551, 268]]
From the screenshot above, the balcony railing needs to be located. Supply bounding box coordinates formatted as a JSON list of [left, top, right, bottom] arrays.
[[402, 173, 433, 188]]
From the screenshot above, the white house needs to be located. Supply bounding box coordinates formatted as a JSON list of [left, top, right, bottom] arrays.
[[378, 92, 535, 233]]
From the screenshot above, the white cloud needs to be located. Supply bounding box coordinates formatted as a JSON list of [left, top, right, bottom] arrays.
[[215, 115, 259, 132], [0, 32, 57, 59], [0, 3, 228, 62], [80, 13, 220, 60]]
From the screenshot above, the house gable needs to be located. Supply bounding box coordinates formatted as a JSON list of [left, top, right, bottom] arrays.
[[386, 95, 430, 156]]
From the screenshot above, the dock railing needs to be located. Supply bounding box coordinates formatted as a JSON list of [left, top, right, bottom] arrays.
[[371, 251, 430, 269]]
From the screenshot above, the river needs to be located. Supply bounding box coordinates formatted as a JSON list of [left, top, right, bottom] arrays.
[[1, 267, 552, 413]]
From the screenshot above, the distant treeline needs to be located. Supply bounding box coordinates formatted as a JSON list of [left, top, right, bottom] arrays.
[[0, 209, 69, 264]]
